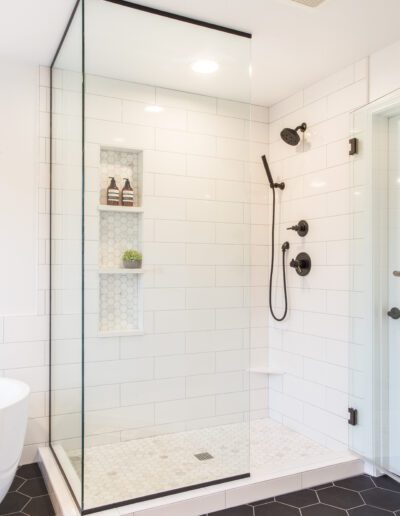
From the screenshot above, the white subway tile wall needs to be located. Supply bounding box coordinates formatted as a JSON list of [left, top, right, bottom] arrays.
[[47, 70, 270, 454], [5, 37, 400, 465], [266, 58, 369, 447]]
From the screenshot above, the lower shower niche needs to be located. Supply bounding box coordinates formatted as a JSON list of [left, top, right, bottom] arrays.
[[99, 273, 141, 335]]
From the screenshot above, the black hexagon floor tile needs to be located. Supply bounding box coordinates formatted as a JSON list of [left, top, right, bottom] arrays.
[[318, 486, 364, 509], [16, 463, 42, 480], [349, 505, 395, 515], [362, 487, 400, 511], [374, 476, 400, 493], [1, 463, 55, 516], [248, 497, 274, 507], [276, 489, 318, 508], [302, 504, 347, 516], [335, 475, 375, 492], [23, 495, 54, 516], [8, 476, 25, 492], [254, 501, 300, 515], [19, 477, 48, 498], [0, 491, 29, 515]]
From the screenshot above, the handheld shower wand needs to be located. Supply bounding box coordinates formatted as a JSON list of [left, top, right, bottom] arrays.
[[261, 155, 285, 190], [261, 155, 289, 322]]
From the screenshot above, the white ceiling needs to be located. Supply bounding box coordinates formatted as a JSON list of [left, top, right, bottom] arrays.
[[2, 0, 400, 106]]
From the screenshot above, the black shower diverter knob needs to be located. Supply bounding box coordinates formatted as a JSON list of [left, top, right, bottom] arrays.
[[290, 252, 311, 276]]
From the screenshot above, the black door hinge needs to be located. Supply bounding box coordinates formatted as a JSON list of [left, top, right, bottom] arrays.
[[349, 138, 358, 155], [348, 407, 358, 426]]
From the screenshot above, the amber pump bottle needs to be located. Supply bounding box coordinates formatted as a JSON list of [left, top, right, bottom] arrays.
[[121, 178, 134, 207], [107, 177, 120, 206]]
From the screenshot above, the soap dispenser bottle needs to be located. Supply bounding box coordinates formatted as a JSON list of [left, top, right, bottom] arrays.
[[107, 176, 120, 206], [121, 177, 134, 207]]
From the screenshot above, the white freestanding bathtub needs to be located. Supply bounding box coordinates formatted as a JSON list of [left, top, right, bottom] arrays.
[[0, 378, 30, 502]]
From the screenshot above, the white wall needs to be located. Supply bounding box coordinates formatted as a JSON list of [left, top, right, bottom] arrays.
[[0, 59, 39, 314], [0, 60, 49, 463]]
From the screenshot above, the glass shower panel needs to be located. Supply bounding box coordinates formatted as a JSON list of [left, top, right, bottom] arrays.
[[50, 0, 83, 508], [349, 92, 400, 477], [82, 0, 252, 510]]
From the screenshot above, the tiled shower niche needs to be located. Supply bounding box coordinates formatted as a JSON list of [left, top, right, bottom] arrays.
[[98, 147, 144, 336]]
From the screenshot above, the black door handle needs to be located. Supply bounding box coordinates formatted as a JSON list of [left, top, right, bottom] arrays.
[[388, 307, 400, 319]]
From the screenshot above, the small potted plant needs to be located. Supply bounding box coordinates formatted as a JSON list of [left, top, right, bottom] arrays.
[[122, 249, 142, 269]]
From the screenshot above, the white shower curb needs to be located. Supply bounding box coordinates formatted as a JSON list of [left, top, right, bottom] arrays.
[[38, 447, 364, 516]]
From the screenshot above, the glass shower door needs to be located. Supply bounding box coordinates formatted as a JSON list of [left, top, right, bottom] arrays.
[[386, 114, 400, 476], [349, 91, 400, 479], [82, 0, 252, 511], [50, 0, 84, 508]]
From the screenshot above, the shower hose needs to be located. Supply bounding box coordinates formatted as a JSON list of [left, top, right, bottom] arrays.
[[269, 185, 289, 321]]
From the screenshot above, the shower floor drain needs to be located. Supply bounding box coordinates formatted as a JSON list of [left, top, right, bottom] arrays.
[[194, 452, 214, 461]]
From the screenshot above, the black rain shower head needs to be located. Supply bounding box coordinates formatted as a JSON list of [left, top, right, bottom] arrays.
[[280, 123, 307, 146]]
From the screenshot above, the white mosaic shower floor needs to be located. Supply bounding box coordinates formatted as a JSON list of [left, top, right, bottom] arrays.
[[66, 418, 350, 510]]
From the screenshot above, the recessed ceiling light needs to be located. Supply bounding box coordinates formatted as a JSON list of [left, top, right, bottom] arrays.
[[145, 105, 164, 113], [191, 60, 219, 74], [291, 0, 326, 7]]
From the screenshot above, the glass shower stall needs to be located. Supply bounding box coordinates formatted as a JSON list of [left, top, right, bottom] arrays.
[[50, 0, 252, 511]]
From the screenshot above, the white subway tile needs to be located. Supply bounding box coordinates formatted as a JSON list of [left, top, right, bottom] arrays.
[[86, 119, 155, 149], [123, 100, 186, 130], [86, 74, 155, 103], [121, 378, 185, 405], [216, 391, 248, 415], [187, 244, 243, 266], [251, 104, 269, 123], [157, 88, 216, 113], [187, 200, 243, 223], [217, 137, 249, 161], [216, 308, 250, 330], [85, 358, 154, 386], [217, 99, 250, 119], [143, 150, 186, 175], [0, 341, 45, 369], [215, 349, 249, 372], [303, 312, 350, 341], [155, 353, 215, 378], [86, 405, 154, 435], [186, 371, 243, 397], [327, 80, 368, 118], [304, 65, 354, 105], [154, 174, 215, 200], [144, 288, 186, 311], [186, 287, 244, 309], [4, 316, 48, 343], [154, 309, 215, 333], [270, 91, 303, 122], [155, 396, 214, 425], [327, 138, 350, 167], [186, 329, 244, 353], [86, 94, 122, 121]]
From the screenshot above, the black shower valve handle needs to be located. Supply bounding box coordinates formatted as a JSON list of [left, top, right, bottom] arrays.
[[290, 258, 303, 275], [286, 219, 309, 237], [290, 252, 312, 276]]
